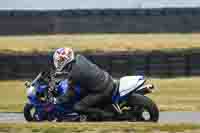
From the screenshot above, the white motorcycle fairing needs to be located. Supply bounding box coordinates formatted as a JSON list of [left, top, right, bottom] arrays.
[[118, 76, 145, 97]]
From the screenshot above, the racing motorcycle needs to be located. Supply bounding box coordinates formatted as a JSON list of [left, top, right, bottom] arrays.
[[24, 72, 159, 122]]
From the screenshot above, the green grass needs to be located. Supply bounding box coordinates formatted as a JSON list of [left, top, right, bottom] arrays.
[[0, 77, 200, 112], [1, 33, 200, 54], [0, 123, 199, 133], [148, 77, 200, 111], [0, 80, 26, 112]]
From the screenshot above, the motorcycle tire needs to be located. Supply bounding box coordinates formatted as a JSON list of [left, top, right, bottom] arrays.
[[23, 103, 35, 122], [127, 93, 159, 122]]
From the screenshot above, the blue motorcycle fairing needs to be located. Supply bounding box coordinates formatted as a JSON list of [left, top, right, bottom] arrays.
[[57, 80, 81, 103], [56, 80, 69, 95], [27, 79, 81, 121], [37, 84, 48, 94], [28, 95, 41, 105], [28, 83, 48, 104], [59, 80, 81, 107]]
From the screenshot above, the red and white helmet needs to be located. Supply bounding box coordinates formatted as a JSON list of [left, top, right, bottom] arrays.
[[53, 48, 75, 71]]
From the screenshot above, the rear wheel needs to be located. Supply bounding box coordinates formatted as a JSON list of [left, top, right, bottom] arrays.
[[127, 94, 159, 122]]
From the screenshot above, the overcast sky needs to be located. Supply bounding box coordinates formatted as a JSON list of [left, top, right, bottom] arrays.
[[0, 0, 200, 10]]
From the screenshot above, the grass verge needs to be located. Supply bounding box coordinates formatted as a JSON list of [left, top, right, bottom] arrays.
[[148, 77, 200, 111], [0, 77, 200, 112], [0, 122, 200, 133], [0, 80, 26, 112], [1, 33, 200, 54]]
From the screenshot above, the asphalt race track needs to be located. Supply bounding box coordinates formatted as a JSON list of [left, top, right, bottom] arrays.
[[0, 112, 200, 123]]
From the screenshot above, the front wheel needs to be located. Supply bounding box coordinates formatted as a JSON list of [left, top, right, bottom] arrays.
[[127, 94, 159, 122], [23, 103, 36, 121]]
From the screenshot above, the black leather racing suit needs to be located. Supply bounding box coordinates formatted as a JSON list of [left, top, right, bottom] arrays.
[[55, 54, 115, 119]]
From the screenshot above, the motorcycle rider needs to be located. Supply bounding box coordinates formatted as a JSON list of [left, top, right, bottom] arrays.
[[51, 48, 116, 120]]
